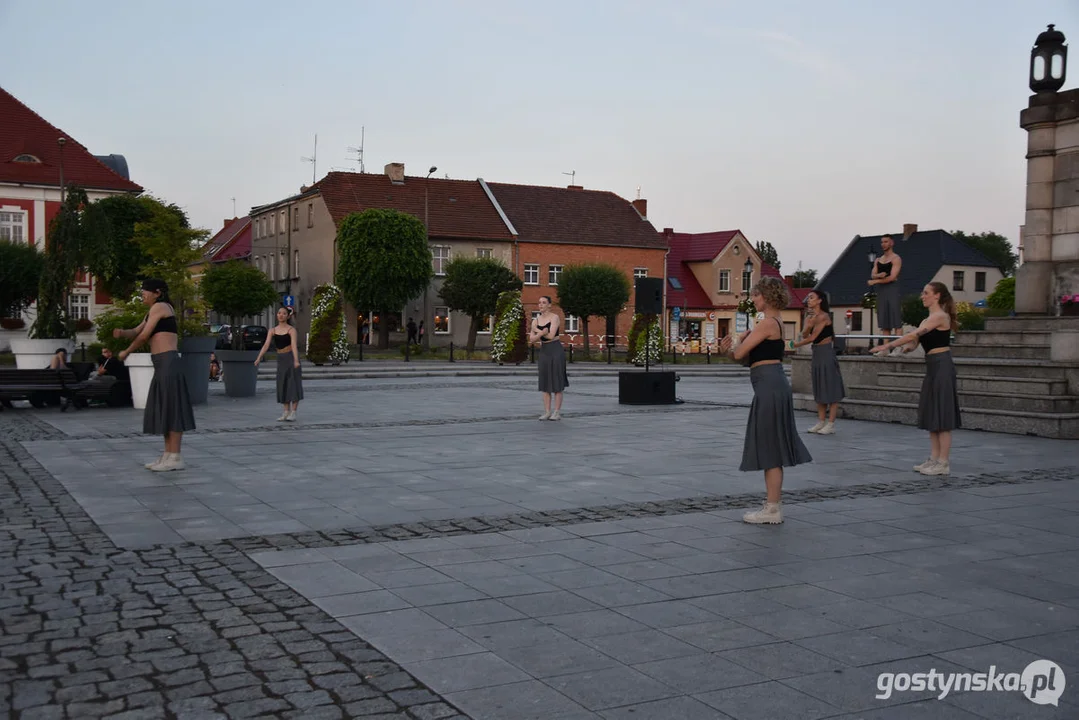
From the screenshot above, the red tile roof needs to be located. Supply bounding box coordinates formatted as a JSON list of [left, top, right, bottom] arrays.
[[199, 217, 251, 263], [486, 183, 664, 249], [0, 86, 142, 193], [306, 172, 514, 240]]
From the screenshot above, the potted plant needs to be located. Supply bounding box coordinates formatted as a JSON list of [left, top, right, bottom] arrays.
[[490, 290, 528, 365], [0, 238, 45, 352], [307, 284, 349, 366], [13, 187, 102, 368], [95, 295, 150, 408], [201, 260, 278, 397]]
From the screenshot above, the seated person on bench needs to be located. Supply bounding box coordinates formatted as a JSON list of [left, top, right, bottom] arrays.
[[48, 348, 69, 370], [86, 347, 123, 388]]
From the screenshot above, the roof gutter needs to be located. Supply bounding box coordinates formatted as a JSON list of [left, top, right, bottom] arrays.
[[478, 177, 521, 275]]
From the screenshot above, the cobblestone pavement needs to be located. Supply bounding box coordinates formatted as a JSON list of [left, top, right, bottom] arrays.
[[3, 375, 1079, 719]]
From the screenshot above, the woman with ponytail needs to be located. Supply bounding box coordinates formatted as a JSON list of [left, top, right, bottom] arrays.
[[871, 281, 960, 475]]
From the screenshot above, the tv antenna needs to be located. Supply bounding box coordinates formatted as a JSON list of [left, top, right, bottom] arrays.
[[230, 197, 236, 217], [562, 170, 576, 185], [636, 185, 641, 199], [347, 127, 365, 173], [301, 134, 317, 183]]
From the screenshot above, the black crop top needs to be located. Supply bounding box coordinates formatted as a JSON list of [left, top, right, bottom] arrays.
[[273, 332, 291, 349], [745, 318, 785, 364], [875, 261, 893, 276], [813, 323, 834, 344], [149, 314, 178, 335], [919, 328, 951, 352], [537, 320, 559, 339]]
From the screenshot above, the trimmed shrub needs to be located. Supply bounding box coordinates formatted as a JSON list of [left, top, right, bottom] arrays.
[[307, 284, 349, 365], [491, 290, 528, 364], [987, 277, 1015, 311], [627, 313, 664, 364]]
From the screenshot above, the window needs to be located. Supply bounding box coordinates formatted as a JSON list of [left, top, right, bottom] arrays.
[[718, 270, 731, 293], [433, 306, 450, 333], [279, 211, 286, 234], [294, 250, 300, 279], [633, 268, 648, 279], [851, 312, 863, 332], [548, 264, 563, 285], [12, 154, 40, 163], [565, 314, 580, 333], [476, 248, 492, 258], [742, 270, 752, 293], [307, 203, 314, 228], [953, 271, 965, 291], [254, 255, 261, 273], [477, 315, 494, 334], [70, 294, 90, 321], [0, 211, 25, 243], [531, 310, 542, 322], [431, 245, 450, 275], [524, 263, 539, 285], [668, 277, 683, 290], [270, 214, 276, 235], [293, 207, 299, 231], [269, 253, 276, 280], [975, 272, 986, 292], [280, 251, 289, 278]]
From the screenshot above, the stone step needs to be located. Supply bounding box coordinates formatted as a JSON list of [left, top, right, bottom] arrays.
[[876, 371, 1069, 395], [985, 316, 1079, 332], [845, 384, 1079, 413], [949, 343, 1049, 360], [793, 393, 1079, 439], [953, 331, 1052, 346]]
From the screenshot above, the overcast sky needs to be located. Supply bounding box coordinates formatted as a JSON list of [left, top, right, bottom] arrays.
[[4, 0, 1076, 274]]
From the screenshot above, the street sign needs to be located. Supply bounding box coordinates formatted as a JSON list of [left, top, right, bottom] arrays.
[[283, 295, 295, 308], [845, 309, 853, 318], [735, 313, 748, 333], [672, 307, 681, 322]]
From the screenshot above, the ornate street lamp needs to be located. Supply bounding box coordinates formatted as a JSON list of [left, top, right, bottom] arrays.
[[1030, 24, 1067, 93]]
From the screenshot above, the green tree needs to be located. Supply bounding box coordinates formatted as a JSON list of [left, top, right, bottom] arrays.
[[986, 276, 1015, 310], [30, 186, 108, 339], [901, 293, 929, 328], [556, 264, 631, 354], [133, 200, 209, 338], [0, 239, 45, 319], [438, 256, 523, 351], [201, 261, 278, 350], [950, 231, 1018, 277], [791, 269, 818, 288], [335, 209, 432, 349], [89, 195, 159, 299], [755, 241, 780, 271]]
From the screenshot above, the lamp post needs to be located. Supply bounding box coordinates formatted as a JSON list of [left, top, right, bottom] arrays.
[[1030, 24, 1068, 93], [423, 166, 437, 350], [868, 249, 877, 346]]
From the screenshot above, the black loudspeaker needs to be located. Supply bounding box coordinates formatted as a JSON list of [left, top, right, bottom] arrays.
[[618, 371, 676, 405], [635, 277, 663, 314]]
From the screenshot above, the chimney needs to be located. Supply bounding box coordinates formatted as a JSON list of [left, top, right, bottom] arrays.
[[631, 198, 648, 218], [385, 163, 405, 184], [902, 223, 917, 240], [567, 184, 583, 191]]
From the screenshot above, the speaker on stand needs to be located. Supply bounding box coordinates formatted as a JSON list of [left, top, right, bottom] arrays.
[[618, 277, 678, 404]]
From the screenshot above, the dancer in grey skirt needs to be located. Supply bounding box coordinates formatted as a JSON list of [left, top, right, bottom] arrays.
[[872, 281, 961, 476], [529, 295, 568, 420], [868, 234, 903, 353], [256, 307, 303, 421], [720, 278, 811, 525], [115, 278, 195, 472], [792, 290, 844, 434]]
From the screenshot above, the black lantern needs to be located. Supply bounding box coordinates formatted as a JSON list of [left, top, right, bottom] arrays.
[[868, 250, 877, 265], [1030, 24, 1067, 93], [743, 258, 753, 275]]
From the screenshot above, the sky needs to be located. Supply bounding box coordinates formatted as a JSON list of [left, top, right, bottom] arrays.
[[4, 0, 1077, 275]]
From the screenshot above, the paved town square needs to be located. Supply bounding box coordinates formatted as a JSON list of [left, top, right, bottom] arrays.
[[3, 369, 1077, 719]]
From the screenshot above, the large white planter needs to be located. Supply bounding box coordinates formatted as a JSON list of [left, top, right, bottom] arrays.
[[126, 353, 155, 410], [0, 328, 28, 353], [10, 338, 75, 370]]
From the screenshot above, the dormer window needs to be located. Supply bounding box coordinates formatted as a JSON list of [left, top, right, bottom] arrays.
[[12, 154, 41, 163]]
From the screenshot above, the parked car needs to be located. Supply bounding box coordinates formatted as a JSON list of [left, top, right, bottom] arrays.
[[241, 325, 267, 350], [208, 324, 231, 349]]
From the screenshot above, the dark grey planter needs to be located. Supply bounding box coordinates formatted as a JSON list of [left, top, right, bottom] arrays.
[[216, 349, 260, 397], [178, 336, 218, 405]]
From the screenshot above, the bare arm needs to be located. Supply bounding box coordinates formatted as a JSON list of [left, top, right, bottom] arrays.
[[290, 328, 301, 367], [881, 256, 902, 284], [872, 310, 946, 353], [793, 316, 827, 348], [542, 316, 561, 341], [120, 308, 160, 357], [113, 318, 147, 340], [254, 330, 274, 365], [729, 319, 779, 362]]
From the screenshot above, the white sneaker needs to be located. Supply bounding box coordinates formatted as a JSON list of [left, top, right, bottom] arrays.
[[890, 347, 904, 356], [286, 411, 296, 422], [807, 421, 825, 434], [817, 422, 836, 435], [743, 502, 783, 524], [920, 460, 950, 476], [549, 410, 562, 421], [150, 453, 185, 472], [539, 411, 551, 421], [913, 458, 938, 472], [277, 412, 289, 422], [144, 454, 164, 470]]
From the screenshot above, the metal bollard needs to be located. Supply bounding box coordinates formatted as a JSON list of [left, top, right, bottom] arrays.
[[358, 341, 363, 361], [706, 346, 710, 364], [607, 343, 612, 364], [530, 346, 535, 363], [80, 342, 86, 361], [450, 342, 455, 362], [569, 345, 573, 363], [405, 340, 410, 362]]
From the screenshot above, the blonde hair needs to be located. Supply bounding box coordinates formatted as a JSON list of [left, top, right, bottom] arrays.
[[752, 276, 790, 311], [927, 282, 958, 332]]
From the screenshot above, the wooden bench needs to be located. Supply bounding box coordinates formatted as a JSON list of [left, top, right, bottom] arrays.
[[0, 368, 81, 410]]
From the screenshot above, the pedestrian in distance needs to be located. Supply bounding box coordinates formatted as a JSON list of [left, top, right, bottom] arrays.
[[255, 307, 304, 422], [792, 289, 845, 434], [528, 295, 569, 420], [869, 234, 904, 353]]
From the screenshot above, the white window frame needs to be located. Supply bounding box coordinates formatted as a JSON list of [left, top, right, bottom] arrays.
[[293, 207, 299, 231], [270, 253, 276, 281], [279, 210, 286, 234], [294, 250, 300, 279], [742, 270, 752, 293], [719, 270, 731, 293], [431, 245, 450, 276], [524, 264, 540, 285], [564, 314, 580, 333], [633, 268, 648, 279], [307, 203, 314, 228], [0, 209, 26, 243], [70, 294, 90, 321], [476, 248, 492, 259], [270, 214, 276, 235], [548, 264, 563, 286], [433, 305, 451, 334], [477, 314, 495, 334]]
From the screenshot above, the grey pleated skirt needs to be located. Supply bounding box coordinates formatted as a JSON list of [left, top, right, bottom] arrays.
[[811, 342, 845, 405], [538, 340, 569, 393], [740, 363, 813, 472], [276, 352, 304, 404], [918, 351, 961, 432], [144, 351, 196, 435], [876, 281, 902, 329]]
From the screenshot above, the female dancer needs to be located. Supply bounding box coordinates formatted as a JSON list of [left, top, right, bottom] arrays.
[[792, 289, 845, 434], [255, 307, 303, 421], [115, 278, 195, 472], [528, 295, 568, 420], [720, 277, 812, 524], [871, 281, 960, 475], [868, 234, 904, 353]]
